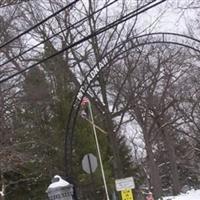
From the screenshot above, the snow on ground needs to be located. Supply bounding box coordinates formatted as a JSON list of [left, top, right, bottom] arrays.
[[162, 189, 200, 200]]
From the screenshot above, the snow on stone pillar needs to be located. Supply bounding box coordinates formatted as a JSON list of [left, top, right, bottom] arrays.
[[46, 175, 74, 200]]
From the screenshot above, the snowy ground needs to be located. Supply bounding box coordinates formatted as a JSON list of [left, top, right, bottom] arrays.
[[161, 189, 200, 200]]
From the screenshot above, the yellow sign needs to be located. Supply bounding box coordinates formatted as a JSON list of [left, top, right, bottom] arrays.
[[121, 189, 134, 200]]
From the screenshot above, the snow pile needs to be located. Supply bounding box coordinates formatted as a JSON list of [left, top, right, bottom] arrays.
[[162, 189, 200, 200], [47, 175, 70, 189]]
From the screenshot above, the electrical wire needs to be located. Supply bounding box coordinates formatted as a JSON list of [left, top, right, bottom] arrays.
[[0, 0, 79, 49], [0, 0, 118, 68], [0, 0, 167, 84], [0, 0, 166, 83]]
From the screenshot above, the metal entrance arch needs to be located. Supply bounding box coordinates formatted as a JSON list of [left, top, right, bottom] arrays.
[[64, 32, 200, 177]]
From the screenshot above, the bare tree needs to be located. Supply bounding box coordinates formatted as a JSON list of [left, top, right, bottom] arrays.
[[0, 0, 29, 8], [0, 0, 177, 198], [109, 41, 200, 198]]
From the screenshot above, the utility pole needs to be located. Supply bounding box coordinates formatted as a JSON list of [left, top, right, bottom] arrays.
[[88, 101, 110, 200]]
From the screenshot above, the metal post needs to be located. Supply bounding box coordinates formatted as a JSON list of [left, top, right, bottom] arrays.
[[88, 102, 110, 200], [87, 154, 96, 198]]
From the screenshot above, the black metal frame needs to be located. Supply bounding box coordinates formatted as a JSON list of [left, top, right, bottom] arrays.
[[64, 32, 200, 177]]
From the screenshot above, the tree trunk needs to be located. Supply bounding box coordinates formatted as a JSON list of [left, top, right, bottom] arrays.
[[104, 112, 124, 179], [144, 132, 162, 200], [163, 132, 180, 195], [157, 117, 181, 195]]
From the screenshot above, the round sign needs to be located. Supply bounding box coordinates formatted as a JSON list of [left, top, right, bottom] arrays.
[[82, 153, 98, 174]]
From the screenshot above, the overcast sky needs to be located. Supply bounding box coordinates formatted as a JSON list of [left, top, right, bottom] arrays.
[[137, 0, 197, 35]]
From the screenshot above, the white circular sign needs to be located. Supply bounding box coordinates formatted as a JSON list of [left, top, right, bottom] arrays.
[[82, 153, 98, 174]]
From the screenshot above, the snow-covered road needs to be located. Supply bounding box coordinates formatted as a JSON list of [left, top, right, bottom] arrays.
[[162, 189, 200, 200]]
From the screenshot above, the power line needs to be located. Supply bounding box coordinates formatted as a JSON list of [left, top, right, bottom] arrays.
[[0, 0, 166, 83], [0, 0, 79, 49], [0, 0, 118, 68], [0, 0, 167, 84]]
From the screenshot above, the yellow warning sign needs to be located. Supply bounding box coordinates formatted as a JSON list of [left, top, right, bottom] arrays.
[[121, 189, 134, 200]]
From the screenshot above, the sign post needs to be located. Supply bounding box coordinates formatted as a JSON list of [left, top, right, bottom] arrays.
[[121, 189, 134, 200], [115, 177, 135, 200], [82, 153, 98, 197], [115, 177, 135, 191]]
